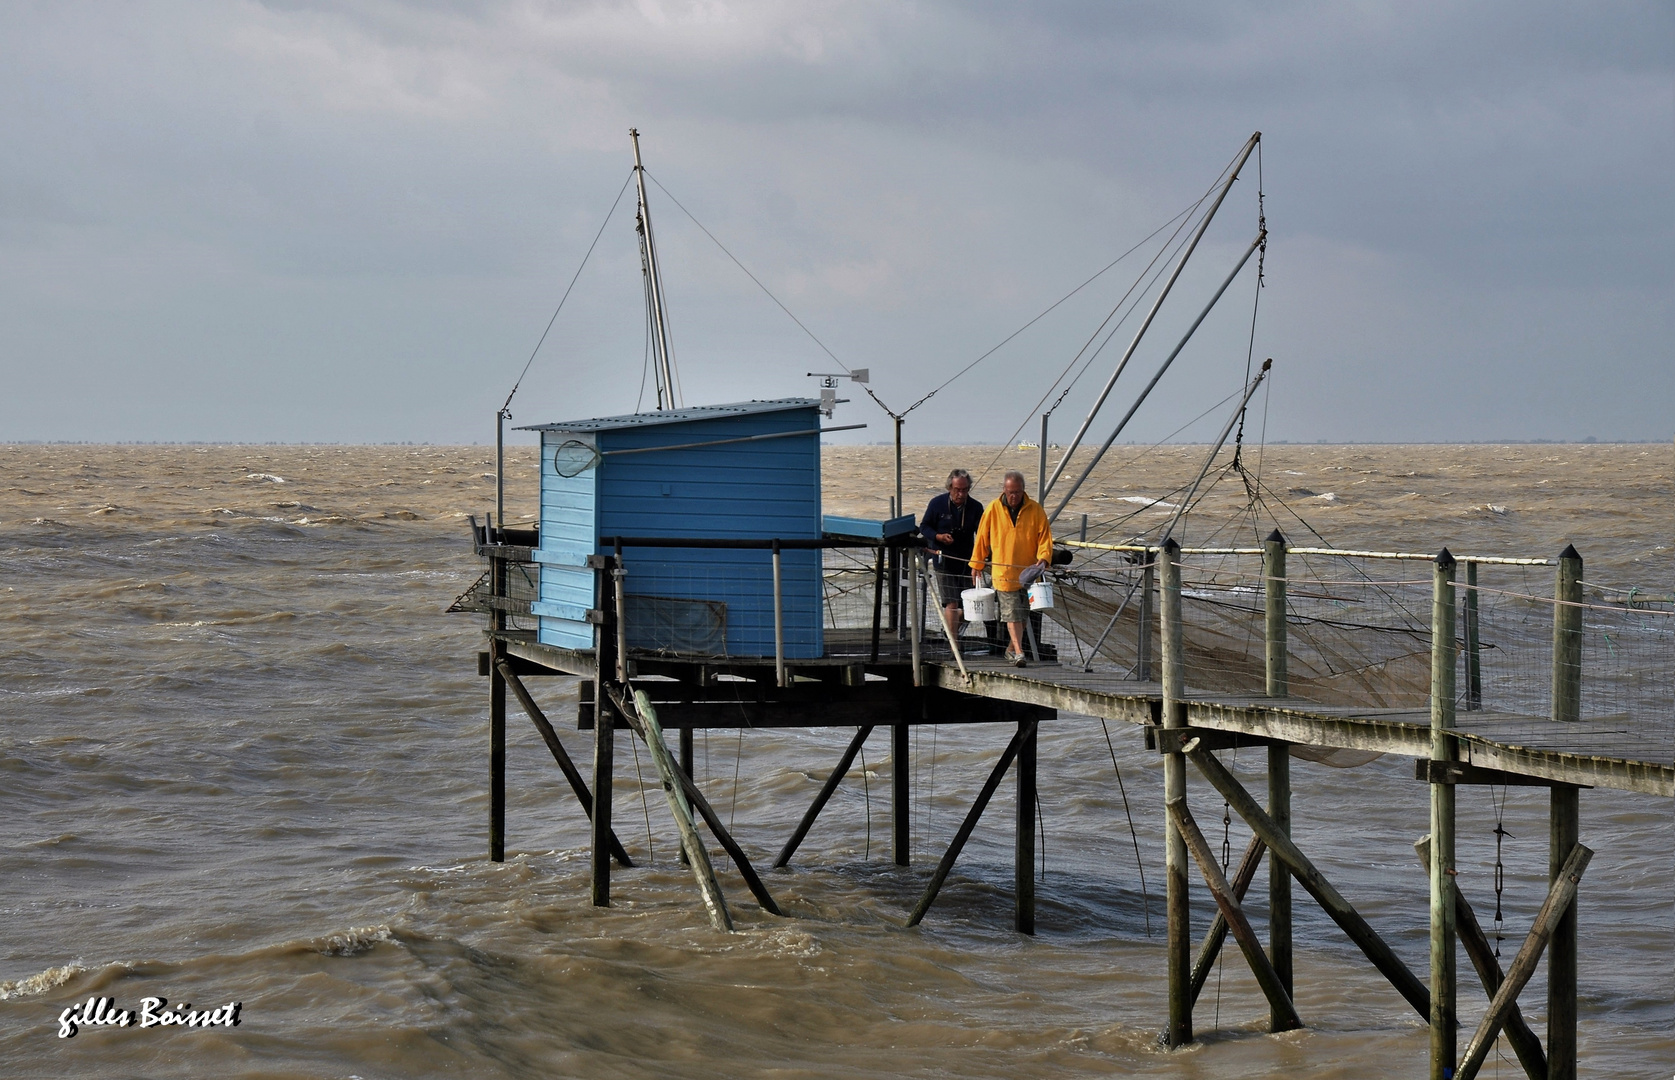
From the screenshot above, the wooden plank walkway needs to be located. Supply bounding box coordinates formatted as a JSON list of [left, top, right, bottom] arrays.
[[931, 658, 1674, 798]]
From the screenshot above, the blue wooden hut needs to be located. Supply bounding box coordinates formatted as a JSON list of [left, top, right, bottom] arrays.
[[521, 399, 825, 659]]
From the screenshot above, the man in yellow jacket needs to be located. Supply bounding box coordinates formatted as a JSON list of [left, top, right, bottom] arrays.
[[968, 470, 1053, 666]]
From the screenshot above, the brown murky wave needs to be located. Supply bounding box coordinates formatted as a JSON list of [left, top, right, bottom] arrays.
[[1, 443, 1669, 1078]]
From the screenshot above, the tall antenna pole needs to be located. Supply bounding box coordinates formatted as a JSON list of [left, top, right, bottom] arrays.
[[631, 128, 679, 409], [1042, 131, 1260, 501]]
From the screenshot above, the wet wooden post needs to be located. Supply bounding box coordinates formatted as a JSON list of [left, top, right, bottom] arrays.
[[1465, 560, 1482, 711], [893, 720, 910, 867], [1015, 718, 1037, 935], [1263, 529, 1293, 1027], [1160, 538, 1191, 1047], [489, 542, 507, 863], [1429, 548, 1459, 1080], [590, 554, 616, 907], [1549, 544, 1583, 1080]]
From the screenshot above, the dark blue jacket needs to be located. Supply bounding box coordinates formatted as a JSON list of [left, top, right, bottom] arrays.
[[920, 492, 981, 570]]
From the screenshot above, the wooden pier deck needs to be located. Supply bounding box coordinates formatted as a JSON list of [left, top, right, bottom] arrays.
[[933, 656, 1675, 797]]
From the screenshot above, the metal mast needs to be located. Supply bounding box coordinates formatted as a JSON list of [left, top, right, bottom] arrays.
[[631, 128, 679, 409], [1041, 131, 1261, 502]]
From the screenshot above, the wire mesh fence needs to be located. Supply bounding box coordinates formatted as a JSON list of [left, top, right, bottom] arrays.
[[1047, 544, 1675, 762]]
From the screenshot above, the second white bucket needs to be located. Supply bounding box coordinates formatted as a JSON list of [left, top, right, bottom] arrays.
[[961, 587, 998, 622], [1027, 581, 1055, 611]]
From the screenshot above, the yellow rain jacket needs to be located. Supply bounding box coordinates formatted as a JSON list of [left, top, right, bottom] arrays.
[[968, 495, 1053, 592]]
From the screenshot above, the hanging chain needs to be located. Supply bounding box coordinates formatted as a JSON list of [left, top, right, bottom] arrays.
[[1492, 784, 1512, 959]]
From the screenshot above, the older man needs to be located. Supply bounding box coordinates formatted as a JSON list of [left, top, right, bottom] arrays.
[[968, 470, 1053, 666], [919, 468, 980, 638]]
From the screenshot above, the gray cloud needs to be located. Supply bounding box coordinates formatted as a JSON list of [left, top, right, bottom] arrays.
[[0, 0, 1668, 443]]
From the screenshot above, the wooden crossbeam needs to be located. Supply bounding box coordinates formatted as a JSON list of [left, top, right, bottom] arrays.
[[1188, 834, 1266, 1007], [1169, 799, 1301, 1031], [1456, 844, 1593, 1080], [1189, 746, 1432, 1020]]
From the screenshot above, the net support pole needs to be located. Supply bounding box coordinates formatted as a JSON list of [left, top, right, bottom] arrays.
[[1548, 544, 1584, 1080], [1429, 549, 1459, 1080], [1263, 529, 1293, 1028], [1160, 538, 1191, 1047]]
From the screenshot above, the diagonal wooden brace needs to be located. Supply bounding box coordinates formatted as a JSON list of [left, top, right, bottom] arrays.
[[1415, 836, 1546, 1080], [775, 725, 876, 868], [1456, 844, 1593, 1080], [1169, 799, 1302, 1031], [498, 661, 633, 867], [610, 686, 732, 931], [1188, 834, 1266, 1008], [609, 686, 782, 918], [906, 721, 1035, 928], [1189, 746, 1432, 1020]]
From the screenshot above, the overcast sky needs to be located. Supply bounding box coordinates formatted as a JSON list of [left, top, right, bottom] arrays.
[[2, 1, 1669, 445]]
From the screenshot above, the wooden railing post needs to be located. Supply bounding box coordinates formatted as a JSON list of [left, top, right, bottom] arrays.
[[1548, 544, 1584, 1080], [1465, 560, 1482, 711], [1263, 529, 1293, 1028], [1429, 548, 1459, 1080], [1160, 538, 1191, 1047]]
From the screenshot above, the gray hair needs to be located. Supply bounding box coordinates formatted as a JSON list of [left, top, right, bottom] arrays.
[[1002, 470, 1027, 488], [945, 468, 972, 490]]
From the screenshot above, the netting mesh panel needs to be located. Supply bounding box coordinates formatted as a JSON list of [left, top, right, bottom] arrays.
[[1047, 548, 1675, 754]]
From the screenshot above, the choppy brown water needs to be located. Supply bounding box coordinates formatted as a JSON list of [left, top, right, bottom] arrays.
[[1, 442, 1669, 1078]]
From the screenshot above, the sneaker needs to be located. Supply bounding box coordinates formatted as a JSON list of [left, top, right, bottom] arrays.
[[1011, 651, 1028, 668]]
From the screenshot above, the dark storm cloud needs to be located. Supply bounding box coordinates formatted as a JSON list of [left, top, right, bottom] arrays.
[[0, 1, 1668, 442]]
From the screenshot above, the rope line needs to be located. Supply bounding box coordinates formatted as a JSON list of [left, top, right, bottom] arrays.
[[501, 169, 635, 414]]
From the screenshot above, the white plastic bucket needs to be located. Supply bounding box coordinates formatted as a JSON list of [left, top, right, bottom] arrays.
[[961, 587, 998, 622], [1028, 581, 1055, 611]]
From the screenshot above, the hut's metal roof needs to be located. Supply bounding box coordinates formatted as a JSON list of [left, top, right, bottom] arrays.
[[518, 398, 820, 433]]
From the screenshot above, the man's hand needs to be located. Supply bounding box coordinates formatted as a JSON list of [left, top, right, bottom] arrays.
[[936, 532, 954, 545]]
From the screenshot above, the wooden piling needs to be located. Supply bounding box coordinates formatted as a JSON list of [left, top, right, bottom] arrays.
[[1160, 538, 1191, 1047], [893, 720, 910, 867], [1549, 544, 1583, 1080], [591, 557, 616, 907], [1430, 549, 1459, 1080], [1015, 719, 1037, 935], [490, 638, 506, 863], [1263, 529, 1293, 1024], [1169, 798, 1301, 1030], [489, 546, 508, 862]]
